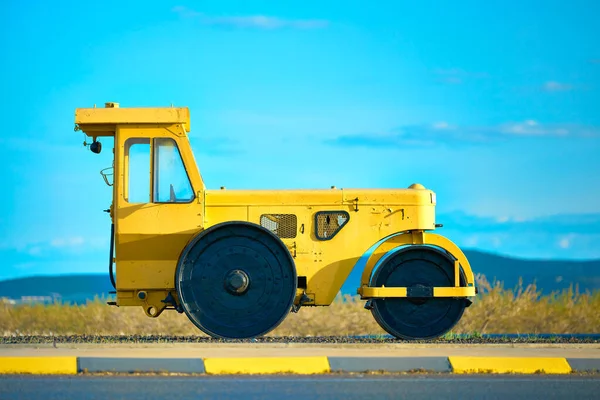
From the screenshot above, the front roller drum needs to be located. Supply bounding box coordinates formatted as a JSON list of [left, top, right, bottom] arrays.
[[370, 245, 469, 340], [175, 221, 297, 339]]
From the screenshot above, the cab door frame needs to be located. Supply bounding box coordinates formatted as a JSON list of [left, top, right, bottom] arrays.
[[113, 123, 205, 291]]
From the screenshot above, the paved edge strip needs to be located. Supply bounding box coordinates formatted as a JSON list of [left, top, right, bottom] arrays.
[[0, 356, 597, 375], [0, 357, 77, 375], [448, 356, 572, 374], [78, 357, 206, 374], [203, 356, 330, 374], [328, 356, 451, 373], [566, 358, 600, 372]]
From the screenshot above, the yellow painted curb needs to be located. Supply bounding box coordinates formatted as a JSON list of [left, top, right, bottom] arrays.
[[449, 357, 572, 374], [0, 357, 78, 375], [204, 356, 331, 375]]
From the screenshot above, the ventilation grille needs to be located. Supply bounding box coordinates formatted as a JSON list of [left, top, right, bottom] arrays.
[[260, 214, 297, 238], [315, 211, 349, 240]]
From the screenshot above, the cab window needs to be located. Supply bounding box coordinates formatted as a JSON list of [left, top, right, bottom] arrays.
[[153, 138, 194, 203], [125, 138, 151, 203]]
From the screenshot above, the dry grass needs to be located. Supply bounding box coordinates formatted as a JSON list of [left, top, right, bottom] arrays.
[[1, 275, 598, 336]]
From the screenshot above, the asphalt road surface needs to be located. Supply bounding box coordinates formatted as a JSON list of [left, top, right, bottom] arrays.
[[0, 375, 598, 400]]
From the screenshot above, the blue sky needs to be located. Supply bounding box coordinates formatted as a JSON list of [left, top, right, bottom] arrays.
[[0, 1, 599, 280]]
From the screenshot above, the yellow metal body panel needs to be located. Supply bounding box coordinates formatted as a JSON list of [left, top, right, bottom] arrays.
[[449, 357, 572, 374], [204, 357, 331, 374], [0, 357, 78, 375], [202, 190, 437, 305], [74, 102, 476, 318]]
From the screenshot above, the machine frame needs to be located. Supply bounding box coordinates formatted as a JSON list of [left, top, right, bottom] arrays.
[[74, 102, 477, 340]]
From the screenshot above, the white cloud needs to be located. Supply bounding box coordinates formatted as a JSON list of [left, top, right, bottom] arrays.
[[51, 237, 85, 248], [490, 236, 502, 248], [493, 215, 530, 224], [432, 121, 450, 129], [558, 234, 577, 250], [5, 235, 106, 258], [172, 6, 329, 30], [441, 76, 463, 85], [171, 5, 201, 17], [13, 262, 37, 271], [0, 137, 80, 153], [437, 212, 600, 259], [433, 68, 489, 85], [27, 247, 42, 256], [558, 237, 571, 249], [499, 121, 570, 136], [463, 235, 479, 247], [543, 81, 574, 92], [327, 120, 600, 148]]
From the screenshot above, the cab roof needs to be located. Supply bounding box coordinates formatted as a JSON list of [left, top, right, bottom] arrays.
[[75, 102, 191, 137]]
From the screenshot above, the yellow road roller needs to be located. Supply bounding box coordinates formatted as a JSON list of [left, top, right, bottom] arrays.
[[74, 102, 477, 340]]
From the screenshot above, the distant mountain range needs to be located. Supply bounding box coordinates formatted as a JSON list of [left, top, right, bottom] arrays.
[[1, 249, 598, 305], [0, 275, 115, 305]]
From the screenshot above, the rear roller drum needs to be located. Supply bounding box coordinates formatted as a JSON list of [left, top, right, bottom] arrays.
[[175, 221, 297, 339], [370, 245, 468, 340]]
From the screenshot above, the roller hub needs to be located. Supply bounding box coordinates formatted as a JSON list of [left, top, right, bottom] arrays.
[[370, 245, 467, 340], [224, 269, 250, 294]]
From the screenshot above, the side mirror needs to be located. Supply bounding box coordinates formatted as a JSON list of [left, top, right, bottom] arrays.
[[90, 140, 102, 154]]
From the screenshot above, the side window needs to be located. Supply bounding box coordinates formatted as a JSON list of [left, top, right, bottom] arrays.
[[153, 138, 194, 203], [125, 138, 150, 203], [315, 211, 349, 240]]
